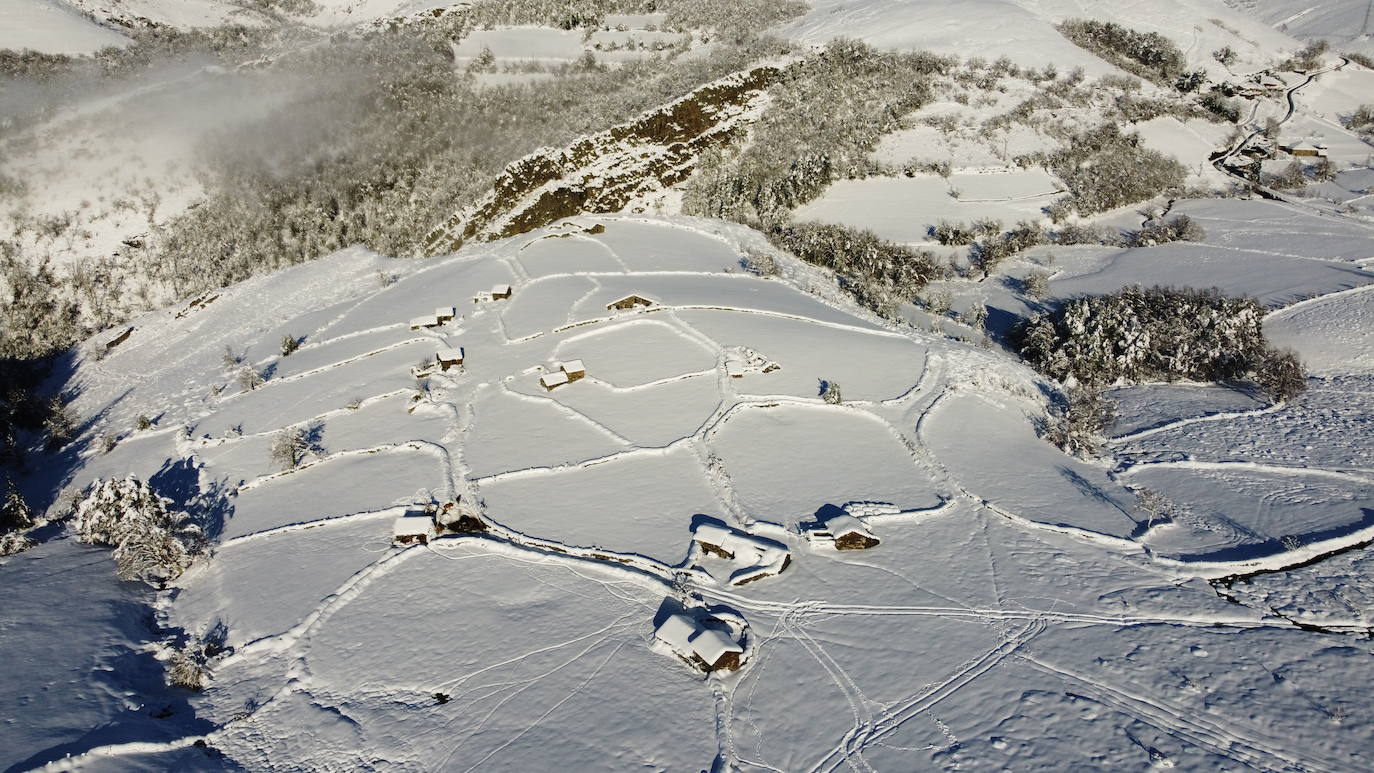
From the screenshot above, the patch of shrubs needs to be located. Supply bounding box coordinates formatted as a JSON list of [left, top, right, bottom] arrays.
[[1200, 90, 1240, 123], [1014, 285, 1306, 402], [1041, 385, 1116, 457], [1057, 20, 1187, 87], [71, 476, 206, 586], [766, 221, 939, 315], [1128, 213, 1205, 247], [1047, 125, 1186, 217], [683, 39, 952, 227], [972, 220, 1044, 276]]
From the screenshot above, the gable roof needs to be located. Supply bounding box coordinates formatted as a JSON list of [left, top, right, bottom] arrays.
[[823, 513, 871, 538], [392, 515, 436, 538], [691, 628, 743, 664], [654, 614, 698, 652]]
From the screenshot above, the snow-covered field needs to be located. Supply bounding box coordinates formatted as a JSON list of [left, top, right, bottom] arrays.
[[5, 0, 1374, 770], [0, 0, 130, 54], [3, 210, 1372, 771], [795, 173, 1066, 244]]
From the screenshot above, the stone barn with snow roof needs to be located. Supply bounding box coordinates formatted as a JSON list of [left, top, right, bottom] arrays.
[[806, 513, 880, 550], [392, 514, 438, 546], [607, 294, 656, 311], [540, 370, 570, 391], [654, 614, 744, 672], [436, 347, 464, 371]]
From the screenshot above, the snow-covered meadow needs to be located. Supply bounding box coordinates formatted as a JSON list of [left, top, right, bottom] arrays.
[[2, 210, 1370, 771], [4, 0, 1374, 769]]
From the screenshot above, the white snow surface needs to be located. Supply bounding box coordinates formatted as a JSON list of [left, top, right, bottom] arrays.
[[0, 0, 131, 54], [6, 212, 1373, 771]]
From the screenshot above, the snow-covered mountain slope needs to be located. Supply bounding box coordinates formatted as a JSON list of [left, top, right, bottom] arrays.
[[0, 0, 132, 54], [784, 0, 1301, 73], [1225, 0, 1374, 56], [57, 0, 472, 31], [8, 214, 1373, 771]]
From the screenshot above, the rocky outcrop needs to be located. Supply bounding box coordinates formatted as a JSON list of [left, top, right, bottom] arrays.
[[420, 64, 781, 254]]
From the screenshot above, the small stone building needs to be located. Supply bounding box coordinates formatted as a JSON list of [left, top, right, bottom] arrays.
[[393, 514, 438, 545], [491, 284, 513, 300], [828, 514, 880, 550], [540, 370, 570, 391], [806, 513, 880, 550], [692, 523, 791, 585], [435, 306, 457, 323], [436, 347, 464, 371], [561, 359, 587, 382], [410, 314, 440, 330], [1282, 140, 1328, 158], [607, 294, 656, 312], [654, 614, 744, 672]]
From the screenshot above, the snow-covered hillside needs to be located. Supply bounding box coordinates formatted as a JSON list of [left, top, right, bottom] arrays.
[[4, 213, 1372, 771], [4, 0, 1374, 770], [1226, 0, 1374, 57], [0, 0, 132, 54]]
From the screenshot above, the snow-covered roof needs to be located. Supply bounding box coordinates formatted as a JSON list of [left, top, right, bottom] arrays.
[[561, 359, 586, 374], [541, 370, 570, 388], [690, 628, 742, 664], [654, 614, 698, 652], [725, 360, 745, 377], [392, 516, 436, 538], [492, 284, 512, 294], [823, 513, 871, 538], [435, 306, 456, 318], [436, 347, 464, 362], [410, 315, 438, 328], [694, 523, 733, 547]]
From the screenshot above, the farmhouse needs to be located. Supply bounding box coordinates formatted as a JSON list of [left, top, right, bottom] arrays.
[[409, 314, 440, 330], [540, 370, 570, 390], [435, 306, 457, 323], [491, 284, 513, 300], [392, 514, 438, 545], [829, 514, 880, 550], [806, 513, 880, 550], [561, 359, 587, 382], [607, 294, 656, 311], [436, 347, 464, 371], [1282, 141, 1328, 158], [692, 522, 791, 585], [654, 614, 744, 672]]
